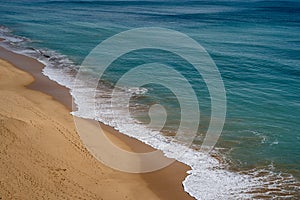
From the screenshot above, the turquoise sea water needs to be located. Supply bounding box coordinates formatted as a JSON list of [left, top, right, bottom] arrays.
[[0, 0, 299, 199]]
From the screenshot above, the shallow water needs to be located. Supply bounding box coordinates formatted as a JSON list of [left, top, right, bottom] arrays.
[[0, 0, 299, 199]]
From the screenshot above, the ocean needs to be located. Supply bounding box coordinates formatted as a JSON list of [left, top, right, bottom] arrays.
[[0, 0, 299, 199]]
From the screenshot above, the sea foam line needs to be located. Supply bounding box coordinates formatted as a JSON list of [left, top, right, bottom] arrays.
[[1, 26, 299, 200]]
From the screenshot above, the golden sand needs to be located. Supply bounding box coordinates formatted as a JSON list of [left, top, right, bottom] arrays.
[[0, 46, 194, 199]]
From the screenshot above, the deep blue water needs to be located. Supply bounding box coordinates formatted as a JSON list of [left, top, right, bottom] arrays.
[[0, 0, 299, 198]]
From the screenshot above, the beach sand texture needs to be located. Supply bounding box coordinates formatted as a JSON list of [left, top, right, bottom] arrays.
[[0, 45, 193, 200]]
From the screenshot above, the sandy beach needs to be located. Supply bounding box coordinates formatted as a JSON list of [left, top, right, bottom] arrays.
[[1, 0, 300, 198], [0, 46, 194, 199]]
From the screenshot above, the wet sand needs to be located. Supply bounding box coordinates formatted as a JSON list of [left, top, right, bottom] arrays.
[[0, 45, 194, 199]]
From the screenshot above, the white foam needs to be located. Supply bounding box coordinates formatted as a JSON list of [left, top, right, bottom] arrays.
[[40, 58, 300, 200], [67, 71, 300, 199], [0, 26, 28, 43], [1, 26, 299, 200]]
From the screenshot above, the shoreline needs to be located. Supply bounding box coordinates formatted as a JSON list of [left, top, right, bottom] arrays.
[[1, 29, 299, 199], [0, 42, 194, 199]]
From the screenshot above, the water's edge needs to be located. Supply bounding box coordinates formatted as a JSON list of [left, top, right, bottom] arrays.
[[1, 26, 299, 200]]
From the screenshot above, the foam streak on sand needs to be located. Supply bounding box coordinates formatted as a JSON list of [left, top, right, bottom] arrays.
[[0, 49, 193, 199]]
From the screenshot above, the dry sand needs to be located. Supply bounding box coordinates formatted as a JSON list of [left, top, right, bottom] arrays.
[[0, 46, 194, 200]]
